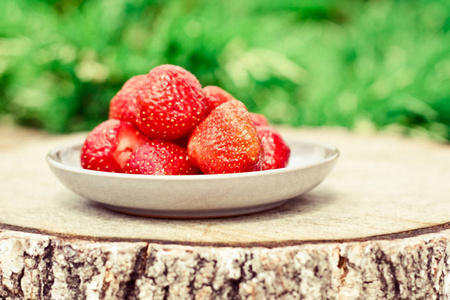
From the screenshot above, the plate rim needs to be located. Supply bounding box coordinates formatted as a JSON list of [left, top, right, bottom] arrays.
[[46, 138, 340, 181]]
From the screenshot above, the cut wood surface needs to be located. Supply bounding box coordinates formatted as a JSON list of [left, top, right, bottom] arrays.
[[0, 125, 449, 245], [0, 124, 449, 299]]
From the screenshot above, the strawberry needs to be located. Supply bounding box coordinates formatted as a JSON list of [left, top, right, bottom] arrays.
[[173, 135, 190, 148], [202, 85, 236, 114], [188, 100, 263, 174], [250, 113, 269, 127], [80, 119, 149, 172], [124, 141, 199, 175], [136, 65, 208, 140], [202, 85, 269, 127], [257, 126, 291, 170], [109, 74, 147, 124]]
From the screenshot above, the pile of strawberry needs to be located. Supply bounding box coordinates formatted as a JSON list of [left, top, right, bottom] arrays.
[[81, 65, 290, 175]]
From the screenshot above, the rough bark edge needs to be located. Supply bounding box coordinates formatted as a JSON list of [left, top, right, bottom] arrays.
[[1, 222, 450, 248], [0, 229, 449, 299]]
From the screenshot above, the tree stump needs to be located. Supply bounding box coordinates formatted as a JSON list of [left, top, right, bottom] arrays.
[[1, 125, 449, 299]]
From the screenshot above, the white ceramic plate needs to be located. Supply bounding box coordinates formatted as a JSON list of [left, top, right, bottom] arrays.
[[47, 139, 339, 218]]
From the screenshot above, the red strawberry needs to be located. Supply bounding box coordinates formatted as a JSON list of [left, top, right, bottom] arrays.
[[136, 65, 208, 140], [109, 74, 147, 124], [257, 126, 291, 170], [250, 113, 269, 127], [81, 119, 150, 172], [188, 100, 263, 174], [124, 141, 199, 175], [173, 135, 190, 148], [202, 85, 236, 114], [202, 86, 269, 127]]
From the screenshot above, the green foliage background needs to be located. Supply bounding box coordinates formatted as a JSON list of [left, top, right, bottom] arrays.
[[1, 0, 449, 141]]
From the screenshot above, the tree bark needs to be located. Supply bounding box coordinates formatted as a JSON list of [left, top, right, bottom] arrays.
[[1, 227, 449, 300]]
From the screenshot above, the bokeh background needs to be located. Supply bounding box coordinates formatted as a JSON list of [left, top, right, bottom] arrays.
[[1, 0, 449, 141]]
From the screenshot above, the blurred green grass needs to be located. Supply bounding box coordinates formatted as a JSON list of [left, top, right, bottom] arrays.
[[0, 0, 449, 141]]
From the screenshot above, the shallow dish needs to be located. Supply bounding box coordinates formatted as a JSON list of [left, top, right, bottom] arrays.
[[46, 139, 339, 218]]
